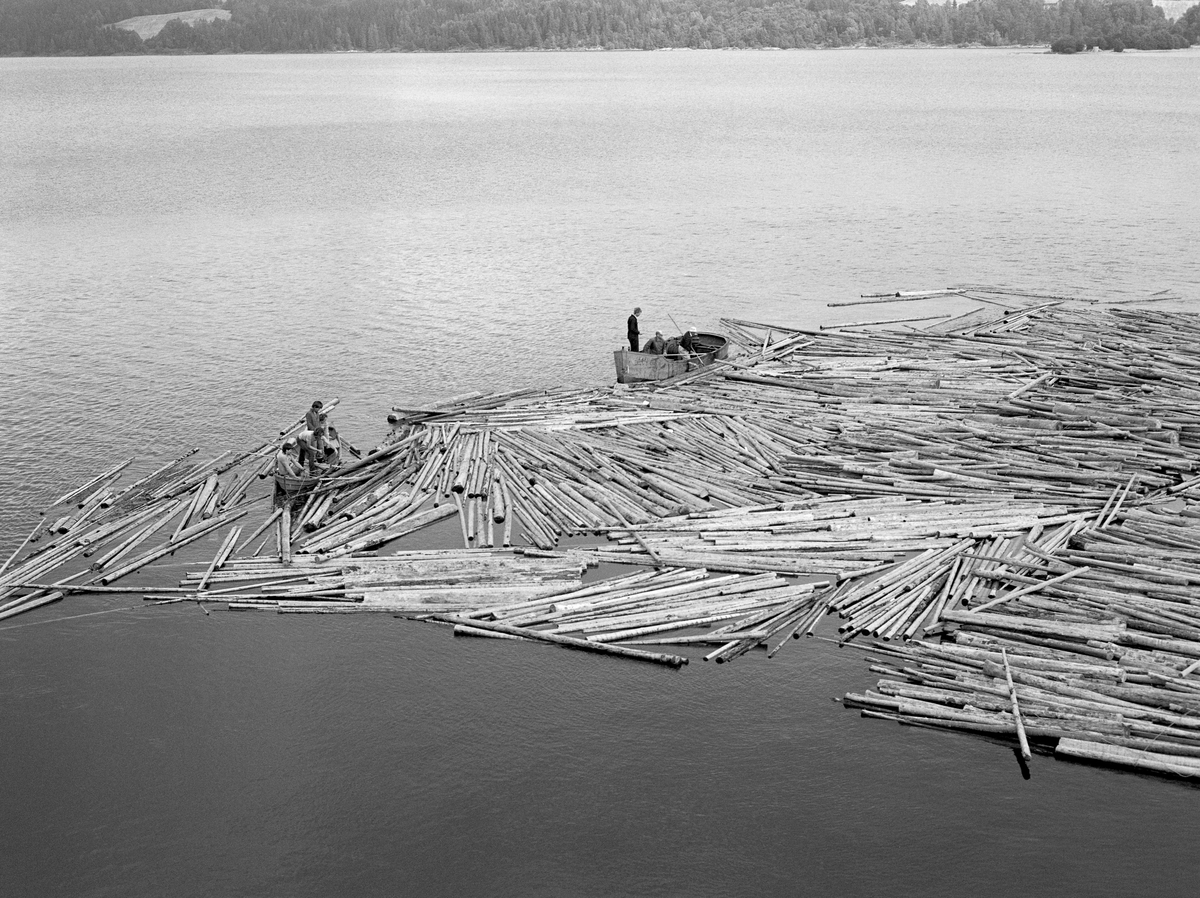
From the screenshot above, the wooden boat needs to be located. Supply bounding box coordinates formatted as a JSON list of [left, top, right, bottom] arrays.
[[274, 471, 321, 496], [614, 332, 730, 384]]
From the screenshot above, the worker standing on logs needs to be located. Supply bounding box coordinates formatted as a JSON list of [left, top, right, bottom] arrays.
[[627, 307, 642, 352], [644, 330, 666, 355]]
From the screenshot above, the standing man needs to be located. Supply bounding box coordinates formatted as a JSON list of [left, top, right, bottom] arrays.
[[296, 427, 319, 471], [627, 307, 642, 352], [305, 400, 323, 434]]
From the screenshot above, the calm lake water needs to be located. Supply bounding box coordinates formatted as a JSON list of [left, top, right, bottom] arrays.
[[3, 49, 1200, 896]]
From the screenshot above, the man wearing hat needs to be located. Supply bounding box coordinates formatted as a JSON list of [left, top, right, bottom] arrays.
[[680, 325, 699, 356], [643, 330, 666, 355]]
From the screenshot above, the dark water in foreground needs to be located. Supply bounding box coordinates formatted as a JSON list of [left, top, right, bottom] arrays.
[[2, 50, 1200, 895]]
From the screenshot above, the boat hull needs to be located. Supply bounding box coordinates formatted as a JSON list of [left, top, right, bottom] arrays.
[[275, 472, 320, 494], [614, 332, 729, 384]]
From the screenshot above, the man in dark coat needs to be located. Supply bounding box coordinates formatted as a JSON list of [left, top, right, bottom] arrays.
[[627, 307, 642, 352], [305, 400, 323, 434], [680, 326, 699, 355]]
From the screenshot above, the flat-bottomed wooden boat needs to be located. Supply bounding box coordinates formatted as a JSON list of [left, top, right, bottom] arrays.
[[614, 332, 729, 384]]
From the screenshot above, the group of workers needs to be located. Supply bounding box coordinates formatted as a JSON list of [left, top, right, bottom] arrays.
[[275, 400, 344, 479], [626, 307, 701, 360]]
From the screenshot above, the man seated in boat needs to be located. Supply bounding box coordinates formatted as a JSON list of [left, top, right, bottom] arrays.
[[643, 331, 667, 355], [664, 334, 685, 361], [275, 438, 303, 478], [680, 326, 699, 356]]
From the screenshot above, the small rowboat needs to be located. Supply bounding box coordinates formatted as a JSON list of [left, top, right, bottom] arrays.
[[613, 332, 730, 384], [275, 471, 321, 496]]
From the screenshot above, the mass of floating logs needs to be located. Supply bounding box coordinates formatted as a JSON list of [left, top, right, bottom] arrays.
[[12, 290, 1200, 777], [160, 552, 827, 667], [843, 503, 1200, 777]]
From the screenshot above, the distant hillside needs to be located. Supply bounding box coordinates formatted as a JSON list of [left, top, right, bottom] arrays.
[[2, 0, 1196, 55], [909, 0, 1196, 15], [111, 8, 229, 40]]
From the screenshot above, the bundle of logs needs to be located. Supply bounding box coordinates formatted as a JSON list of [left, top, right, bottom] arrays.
[[8, 286, 1200, 778]]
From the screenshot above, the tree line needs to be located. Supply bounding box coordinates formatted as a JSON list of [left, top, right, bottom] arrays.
[[1, 0, 1195, 55]]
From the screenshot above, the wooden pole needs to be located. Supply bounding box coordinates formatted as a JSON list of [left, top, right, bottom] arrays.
[[1001, 648, 1033, 761], [428, 614, 688, 668], [280, 504, 292, 565], [0, 517, 44, 581], [197, 526, 242, 591]]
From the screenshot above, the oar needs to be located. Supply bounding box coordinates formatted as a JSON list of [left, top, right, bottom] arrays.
[[667, 314, 699, 358]]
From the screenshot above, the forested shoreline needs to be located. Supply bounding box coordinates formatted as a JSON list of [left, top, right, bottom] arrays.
[[1, 0, 1196, 55]]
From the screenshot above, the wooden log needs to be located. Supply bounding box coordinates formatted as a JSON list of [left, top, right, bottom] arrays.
[[158, 451, 234, 499], [0, 540, 82, 596], [0, 590, 64, 622], [1120, 631, 1200, 659], [491, 476, 506, 524], [197, 526, 242, 591], [429, 614, 688, 668], [78, 500, 173, 553], [54, 487, 111, 533], [280, 504, 292, 564], [453, 624, 527, 641], [942, 609, 1124, 643], [170, 481, 207, 543], [14, 582, 207, 595], [0, 517, 45, 581], [1001, 648, 1033, 761], [236, 508, 282, 555], [43, 457, 135, 512], [1055, 738, 1200, 777], [98, 506, 252, 585], [89, 501, 184, 572], [323, 504, 458, 557], [196, 473, 221, 519], [969, 565, 1092, 614]]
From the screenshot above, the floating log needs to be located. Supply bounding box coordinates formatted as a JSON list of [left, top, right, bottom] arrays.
[[1055, 738, 1200, 778], [98, 506, 252, 585], [428, 614, 688, 668], [1001, 648, 1032, 761]]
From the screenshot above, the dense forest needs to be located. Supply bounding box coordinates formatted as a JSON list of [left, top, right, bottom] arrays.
[[1, 0, 1195, 55]]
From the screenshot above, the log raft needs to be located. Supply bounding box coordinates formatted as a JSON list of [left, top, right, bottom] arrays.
[[11, 291, 1200, 778]]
